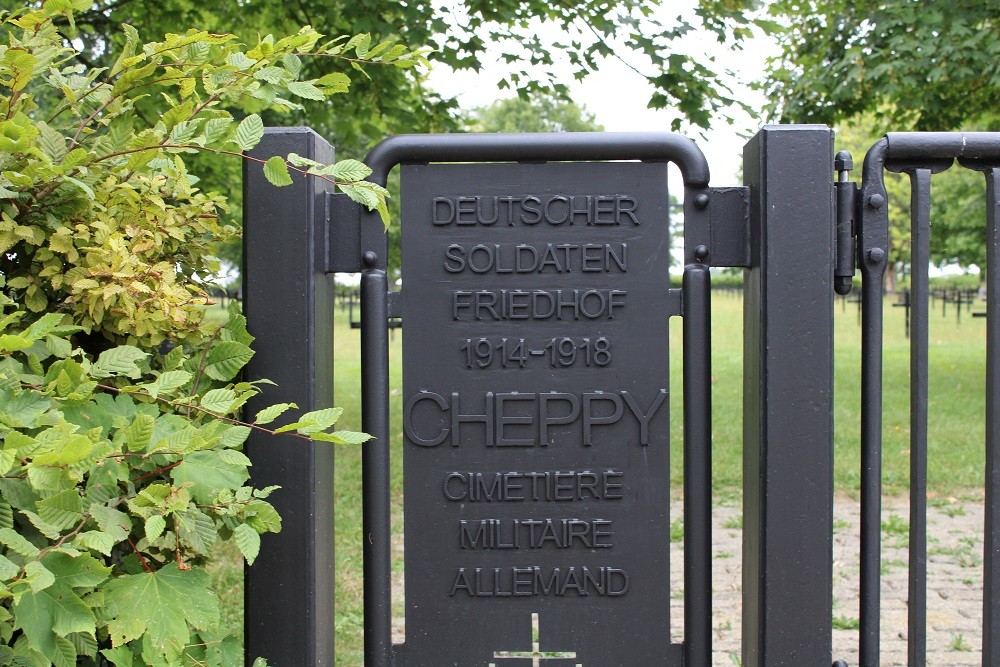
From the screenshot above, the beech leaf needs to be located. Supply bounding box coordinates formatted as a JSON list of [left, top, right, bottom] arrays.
[[235, 114, 264, 152], [263, 156, 293, 187]]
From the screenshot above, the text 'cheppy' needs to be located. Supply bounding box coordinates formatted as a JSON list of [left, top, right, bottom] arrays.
[[403, 389, 667, 448]]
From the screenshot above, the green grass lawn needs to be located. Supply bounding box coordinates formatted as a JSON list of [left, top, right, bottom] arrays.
[[221, 289, 990, 662]]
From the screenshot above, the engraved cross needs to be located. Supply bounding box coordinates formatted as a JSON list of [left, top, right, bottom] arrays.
[[488, 612, 582, 667]]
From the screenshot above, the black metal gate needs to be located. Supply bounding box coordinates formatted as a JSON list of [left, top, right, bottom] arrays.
[[240, 126, 999, 666], [849, 133, 1000, 667]]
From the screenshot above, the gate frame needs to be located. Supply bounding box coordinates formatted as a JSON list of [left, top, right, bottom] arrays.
[[241, 125, 839, 666], [243, 128, 337, 665], [741, 125, 836, 666]]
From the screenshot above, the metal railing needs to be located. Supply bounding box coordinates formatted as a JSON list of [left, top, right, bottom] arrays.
[[857, 132, 1000, 666]]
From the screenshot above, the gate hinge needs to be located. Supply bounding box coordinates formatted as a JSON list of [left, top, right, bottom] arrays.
[[683, 186, 750, 268], [322, 192, 386, 273], [834, 151, 858, 295]]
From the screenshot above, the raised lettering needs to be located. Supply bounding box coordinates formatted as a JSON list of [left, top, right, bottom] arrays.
[[455, 196, 477, 224], [496, 392, 536, 447], [467, 244, 494, 273], [441, 470, 626, 501], [429, 195, 640, 226], [449, 567, 473, 596], [460, 520, 488, 548], [449, 566, 630, 597], [475, 196, 499, 225], [451, 391, 495, 447], [622, 389, 668, 446], [520, 196, 542, 224], [544, 196, 569, 224], [403, 391, 449, 447], [433, 197, 455, 225], [443, 244, 465, 273], [539, 392, 579, 446], [616, 196, 639, 225], [582, 392, 624, 446], [516, 244, 538, 271]]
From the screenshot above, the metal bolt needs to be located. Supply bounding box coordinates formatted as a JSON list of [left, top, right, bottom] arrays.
[[362, 251, 378, 267], [834, 150, 853, 173], [867, 193, 885, 209], [867, 247, 885, 263], [694, 245, 709, 262], [694, 193, 710, 209]]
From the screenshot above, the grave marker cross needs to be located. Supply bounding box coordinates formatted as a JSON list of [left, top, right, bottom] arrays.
[[488, 613, 582, 667]]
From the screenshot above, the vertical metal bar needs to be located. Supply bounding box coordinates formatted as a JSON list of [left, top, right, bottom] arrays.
[[983, 166, 1000, 665], [243, 128, 336, 665], [859, 247, 886, 667], [858, 141, 890, 667], [683, 263, 712, 667], [361, 262, 393, 667], [907, 168, 932, 667], [741, 126, 835, 667]]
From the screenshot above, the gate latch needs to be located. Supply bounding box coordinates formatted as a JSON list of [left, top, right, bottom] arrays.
[[834, 150, 858, 295]]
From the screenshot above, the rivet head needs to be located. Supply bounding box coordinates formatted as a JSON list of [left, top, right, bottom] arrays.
[[867, 247, 886, 263], [362, 251, 378, 267], [694, 193, 710, 209], [694, 244, 709, 262], [868, 193, 885, 209]]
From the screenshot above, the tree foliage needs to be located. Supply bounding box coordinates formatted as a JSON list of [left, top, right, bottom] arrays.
[[764, 0, 1000, 131], [65, 0, 766, 140], [0, 3, 411, 347], [768, 1, 998, 271], [471, 93, 604, 133], [0, 3, 403, 663], [62, 0, 774, 278]]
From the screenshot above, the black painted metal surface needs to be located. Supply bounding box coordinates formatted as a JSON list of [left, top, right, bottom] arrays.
[[361, 265, 393, 666], [243, 128, 337, 665], [905, 167, 932, 667], [985, 166, 1000, 666], [399, 161, 677, 665], [955, 159, 1000, 665], [855, 131, 1000, 666], [858, 137, 890, 667], [239, 124, 1000, 667], [834, 150, 857, 295], [682, 263, 712, 667], [742, 125, 835, 667], [366, 132, 710, 188]]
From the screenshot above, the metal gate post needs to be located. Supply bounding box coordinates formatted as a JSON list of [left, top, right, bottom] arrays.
[[243, 128, 337, 665], [742, 125, 835, 666]]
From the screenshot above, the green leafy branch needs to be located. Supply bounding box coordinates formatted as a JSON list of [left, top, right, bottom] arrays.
[[0, 3, 393, 664], [0, 295, 370, 664], [0, 3, 417, 345]]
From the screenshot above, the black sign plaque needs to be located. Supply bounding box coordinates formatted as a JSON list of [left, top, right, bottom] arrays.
[[400, 161, 672, 665]]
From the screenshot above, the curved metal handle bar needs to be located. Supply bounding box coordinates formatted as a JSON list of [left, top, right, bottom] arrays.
[[886, 132, 1000, 161], [861, 136, 890, 208], [861, 131, 1000, 190], [364, 131, 711, 187]]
